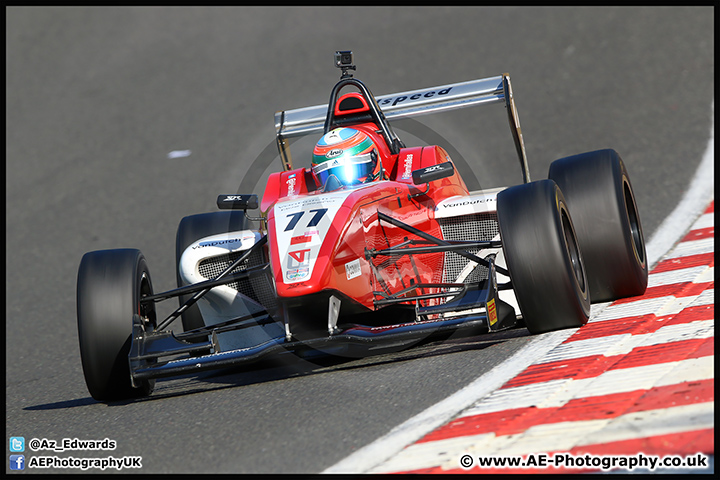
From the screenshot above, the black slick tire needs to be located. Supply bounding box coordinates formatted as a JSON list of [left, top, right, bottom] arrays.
[[497, 180, 590, 334], [548, 149, 648, 303], [76, 249, 155, 401]]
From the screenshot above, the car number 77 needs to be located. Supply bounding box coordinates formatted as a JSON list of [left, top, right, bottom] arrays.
[[284, 209, 328, 231]]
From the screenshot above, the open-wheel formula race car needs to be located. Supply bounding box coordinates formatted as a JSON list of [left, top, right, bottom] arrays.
[[77, 51, 648, 401]]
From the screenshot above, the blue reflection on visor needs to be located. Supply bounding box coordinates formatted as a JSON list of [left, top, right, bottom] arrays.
[[314, 152, 377, 191]]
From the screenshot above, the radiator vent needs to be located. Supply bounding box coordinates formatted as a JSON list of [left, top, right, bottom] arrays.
[[438, 212, 499, 284], [198, 249, 277, 310]]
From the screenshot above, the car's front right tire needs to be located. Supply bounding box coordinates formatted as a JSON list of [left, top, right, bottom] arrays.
[[77, 248, 155, 401]]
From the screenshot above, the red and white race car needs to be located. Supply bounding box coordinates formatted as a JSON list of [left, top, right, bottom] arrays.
[[77, 51, 648, 401]]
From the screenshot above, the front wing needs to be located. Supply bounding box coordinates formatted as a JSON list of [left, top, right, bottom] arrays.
[[129, 227, 517, 384]]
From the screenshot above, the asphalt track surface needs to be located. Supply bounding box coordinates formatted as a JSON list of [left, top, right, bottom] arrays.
[[6, 6, 714, 474]]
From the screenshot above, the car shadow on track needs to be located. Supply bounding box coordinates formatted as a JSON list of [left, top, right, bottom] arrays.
[[141, 326, 531, 403], [26, 327, 531, 409]]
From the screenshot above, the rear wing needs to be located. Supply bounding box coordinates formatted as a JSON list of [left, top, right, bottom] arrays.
[[274, 73, 530, 183]]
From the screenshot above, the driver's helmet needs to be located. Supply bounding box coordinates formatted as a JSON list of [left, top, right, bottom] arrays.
[[312, 128, 382, 191]]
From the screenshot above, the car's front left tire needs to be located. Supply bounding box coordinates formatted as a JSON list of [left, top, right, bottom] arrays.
[[497, 179, 590, 334]]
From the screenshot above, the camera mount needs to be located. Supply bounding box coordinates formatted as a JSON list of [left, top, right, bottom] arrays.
[[334, 50, 356, 79]]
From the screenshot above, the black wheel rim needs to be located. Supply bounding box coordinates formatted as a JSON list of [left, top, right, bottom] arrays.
[[561, 209, 586, 294], [138, 272, 156, 331], [624, 180, 645, 265]]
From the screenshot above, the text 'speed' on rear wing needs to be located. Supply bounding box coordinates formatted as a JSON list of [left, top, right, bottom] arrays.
[[274, 74, 530, 183]]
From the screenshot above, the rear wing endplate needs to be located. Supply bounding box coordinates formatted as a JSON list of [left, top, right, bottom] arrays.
[[274, 73, 530, 183]]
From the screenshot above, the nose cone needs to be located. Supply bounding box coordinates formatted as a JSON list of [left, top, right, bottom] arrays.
[[270, 189, 354, 296]]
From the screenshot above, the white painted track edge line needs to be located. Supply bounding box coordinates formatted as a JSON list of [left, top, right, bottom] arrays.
[[645, 101, 715, 270], [323, 329, 576, 473]]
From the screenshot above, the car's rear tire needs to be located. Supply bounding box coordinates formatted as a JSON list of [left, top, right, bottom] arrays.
[[548, 149, 648, 303], [77, 249, 155, 401], [497, 180, 590, 334], [175, 211, 251, 332]]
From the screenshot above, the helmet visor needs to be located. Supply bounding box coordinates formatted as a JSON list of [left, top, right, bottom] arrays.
[[312, 151, 378, 191]]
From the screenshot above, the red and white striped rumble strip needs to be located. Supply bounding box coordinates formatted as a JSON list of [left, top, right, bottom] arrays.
[[372, 202, 714, 474]]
